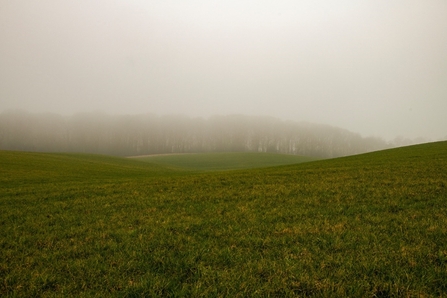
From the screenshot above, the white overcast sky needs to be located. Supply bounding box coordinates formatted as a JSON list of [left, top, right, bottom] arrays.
[[1, 0, 446, 140]]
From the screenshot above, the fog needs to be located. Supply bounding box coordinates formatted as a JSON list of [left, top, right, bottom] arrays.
[[0, 112, 391, 158], [1, 1, 446, 141]]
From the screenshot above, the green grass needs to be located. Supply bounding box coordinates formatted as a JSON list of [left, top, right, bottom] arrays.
[[1, 142, 447, 297], [129, 152, 319, 171]]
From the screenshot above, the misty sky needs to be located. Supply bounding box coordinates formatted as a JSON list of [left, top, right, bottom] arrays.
[[1, 1, 446, 140]]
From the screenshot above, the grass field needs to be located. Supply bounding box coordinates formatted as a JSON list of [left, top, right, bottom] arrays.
[[129, 152, 319, 171], [1, 142, 447, 297]]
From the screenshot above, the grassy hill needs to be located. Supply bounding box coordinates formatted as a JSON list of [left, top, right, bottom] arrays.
[[1, 142, 447, 296], [129, 152, 319, 171], [0, 151, 176, 184]]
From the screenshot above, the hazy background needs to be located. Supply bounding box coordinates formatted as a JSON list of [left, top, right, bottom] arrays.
[[1, 0, 446, 141]]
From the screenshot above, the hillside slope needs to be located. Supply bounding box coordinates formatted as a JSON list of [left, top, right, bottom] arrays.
[[1, 142, 447, 296], [0, 151, 178, 187]]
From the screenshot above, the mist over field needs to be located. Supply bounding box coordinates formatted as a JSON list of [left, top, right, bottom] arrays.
[[1, 1, 447, 141], [2, 2, 447, 294], [0, 112, 392, 158]]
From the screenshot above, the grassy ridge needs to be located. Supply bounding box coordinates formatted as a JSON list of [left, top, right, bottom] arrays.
[[130, 152, 319, 171], [0, 151, 178, 186], [1, 142, 447, 296]]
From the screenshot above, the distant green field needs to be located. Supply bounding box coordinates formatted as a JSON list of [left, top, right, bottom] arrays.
[[1, 142, 447, 297], [129, 152, 319, 171]]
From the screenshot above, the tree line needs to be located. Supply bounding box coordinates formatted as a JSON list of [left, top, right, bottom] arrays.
[[0, 111, 393, 158]]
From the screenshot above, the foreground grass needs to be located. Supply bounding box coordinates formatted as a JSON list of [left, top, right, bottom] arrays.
[[129, 152, 319, 171], [1, 142, 447, 297]]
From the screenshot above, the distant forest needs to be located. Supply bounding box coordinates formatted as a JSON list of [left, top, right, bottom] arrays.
[[0, 111, 400, 158]]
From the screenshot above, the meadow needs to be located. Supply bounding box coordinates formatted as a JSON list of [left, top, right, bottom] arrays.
[[129, 152, 319, 171], [1, 142, 447, 297]]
